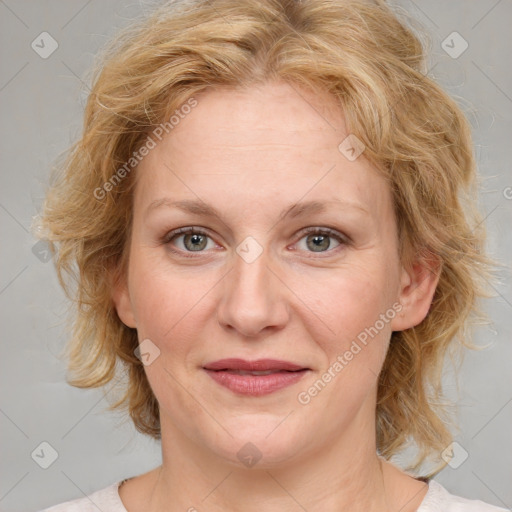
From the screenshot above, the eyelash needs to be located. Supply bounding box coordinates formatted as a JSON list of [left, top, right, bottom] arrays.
[[162, 226, 350, 258]]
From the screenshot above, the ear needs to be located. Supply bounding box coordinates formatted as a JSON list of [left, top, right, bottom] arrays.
[[390, 250, 442, 332], [111, 268, 137, 329]]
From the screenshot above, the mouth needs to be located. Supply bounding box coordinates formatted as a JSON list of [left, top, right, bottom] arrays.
[[203, 358, 308, 372], [214, 369, 300, 376], [203, 358, 310, 396]]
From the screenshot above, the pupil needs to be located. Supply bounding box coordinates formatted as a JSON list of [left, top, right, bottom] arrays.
[[308, 234, 330, 252], [185, 233, 206, 251]]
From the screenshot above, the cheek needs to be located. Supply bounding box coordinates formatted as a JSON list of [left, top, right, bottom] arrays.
[[295, 262, 394, 371], [294, 268, 395, 419], [128, 249, 219, 348], [127, 253, 214, 408]]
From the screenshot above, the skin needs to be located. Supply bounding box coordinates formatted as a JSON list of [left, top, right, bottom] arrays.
[[112, 81, 440, 512]]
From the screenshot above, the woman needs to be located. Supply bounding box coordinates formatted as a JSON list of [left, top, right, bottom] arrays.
[[36, 0, 506, 510]]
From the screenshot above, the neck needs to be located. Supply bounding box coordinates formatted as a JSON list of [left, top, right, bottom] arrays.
[[143, 409, 424, 512]]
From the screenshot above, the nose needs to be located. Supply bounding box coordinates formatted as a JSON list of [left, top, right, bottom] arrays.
[[216, 247, 290, 338]]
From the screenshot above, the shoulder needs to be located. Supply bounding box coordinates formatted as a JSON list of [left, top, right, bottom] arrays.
[[418, 480, 509, 512], [37, 481, 127, 512]]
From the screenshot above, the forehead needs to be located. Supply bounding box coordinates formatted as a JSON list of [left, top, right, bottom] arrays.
[[164, 82, 345, 156], [134, 81, 391, 221]]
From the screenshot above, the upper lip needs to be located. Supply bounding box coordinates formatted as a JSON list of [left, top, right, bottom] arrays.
[[203, 358, 308, 371]]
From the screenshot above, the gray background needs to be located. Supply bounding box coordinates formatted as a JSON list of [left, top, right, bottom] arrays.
[[0, 1, 511, 511]]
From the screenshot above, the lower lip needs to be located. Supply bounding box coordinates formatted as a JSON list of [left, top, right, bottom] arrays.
[[204, 369, 309, 396]]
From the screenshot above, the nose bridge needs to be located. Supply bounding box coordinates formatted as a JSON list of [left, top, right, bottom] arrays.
[[216, 240, 288, 337]]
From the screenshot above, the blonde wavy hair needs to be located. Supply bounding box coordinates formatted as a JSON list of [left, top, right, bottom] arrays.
[[36, 0, 499, 474]]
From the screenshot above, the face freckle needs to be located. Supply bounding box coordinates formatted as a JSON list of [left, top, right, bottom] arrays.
[[113, 80, 407, 466]]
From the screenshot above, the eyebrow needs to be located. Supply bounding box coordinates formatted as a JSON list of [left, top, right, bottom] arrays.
[[145, 197, 369, 222]]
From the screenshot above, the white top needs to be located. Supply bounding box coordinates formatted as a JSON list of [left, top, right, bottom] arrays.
[[39, 479, 509, 512]]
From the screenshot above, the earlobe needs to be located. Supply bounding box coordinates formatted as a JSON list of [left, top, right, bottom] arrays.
[[111, 273, 137, 329], [390, 252, 442, 332]]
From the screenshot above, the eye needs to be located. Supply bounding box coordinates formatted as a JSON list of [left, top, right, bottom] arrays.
[[163, 226, 349, 258], [163, 227, 217, 254], [294, 227, 347, 254]]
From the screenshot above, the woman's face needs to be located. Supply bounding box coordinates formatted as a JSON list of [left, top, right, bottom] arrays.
[[114, 81, 434, 467]]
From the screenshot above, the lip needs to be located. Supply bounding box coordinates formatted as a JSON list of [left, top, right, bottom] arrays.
[[203, 358, 310, 396], [203, 358, 306, 372]]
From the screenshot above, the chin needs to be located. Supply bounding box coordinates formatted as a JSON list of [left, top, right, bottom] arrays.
[[204, 415, 308, 469]]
